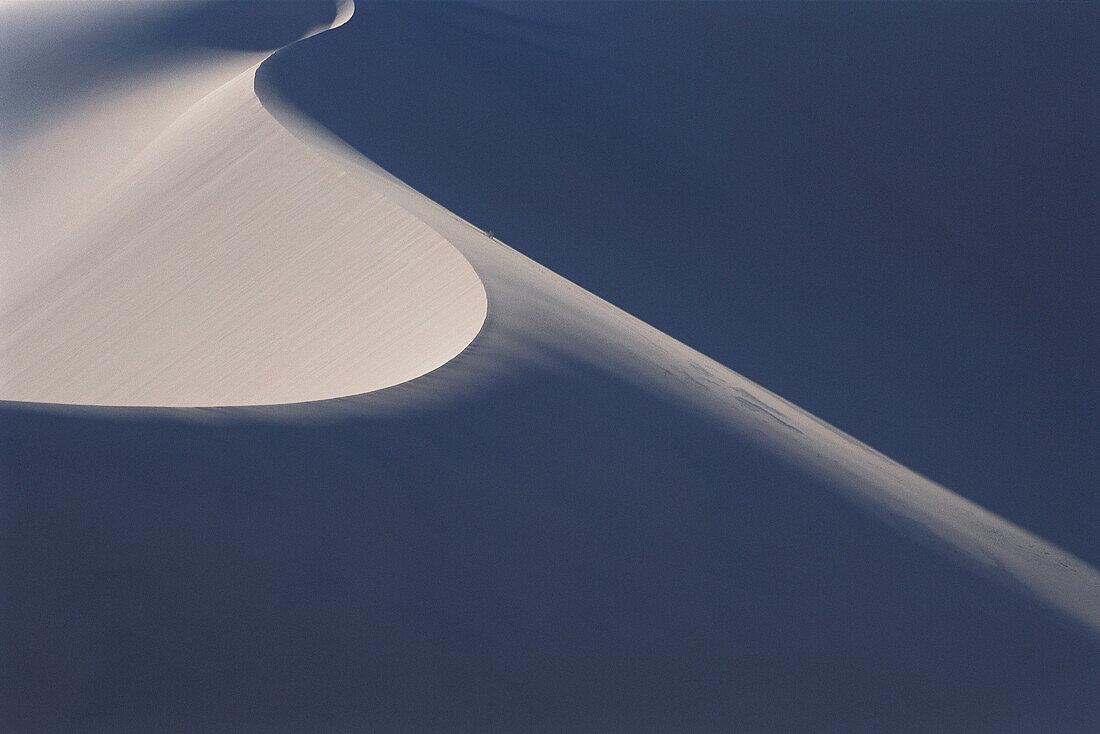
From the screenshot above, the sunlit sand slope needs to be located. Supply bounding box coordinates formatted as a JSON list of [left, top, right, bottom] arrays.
[[1, 0, 485, 406], [2, 1, 1098, 730]]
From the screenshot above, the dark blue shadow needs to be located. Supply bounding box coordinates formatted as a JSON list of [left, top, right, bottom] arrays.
[[263, 1, 1100, 565], [5, 2, 1099, 730], [3, 356, 1099, 730]]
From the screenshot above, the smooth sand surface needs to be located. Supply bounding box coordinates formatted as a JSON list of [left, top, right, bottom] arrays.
[[264, 93, 1100, 641], [2, 0, 320, 278], [5, 0, 1097, 638], [3, 1, 1098, 729], [1, 1, 486, 406]]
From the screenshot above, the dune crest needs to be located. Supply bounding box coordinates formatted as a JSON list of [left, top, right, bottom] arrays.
[[1, 0, 486, 407], [3, 3, 1099, 729], [257, 25, 1100, 638], [5, 0, 1098, 635]]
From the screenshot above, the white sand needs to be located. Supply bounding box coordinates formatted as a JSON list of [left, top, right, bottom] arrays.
[[3, 0, 1097, 640], [1, 2, 486, 406], [3, 1, 278, 276]]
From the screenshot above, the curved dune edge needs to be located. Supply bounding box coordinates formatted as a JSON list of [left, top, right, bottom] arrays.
[[256, 35, 1100, 640], [0, 0, 487, 407], [1, 0, 346, 287], [3, 0, 1098, 641]]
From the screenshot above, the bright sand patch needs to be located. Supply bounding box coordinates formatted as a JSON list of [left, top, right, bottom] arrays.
[[3, 0, 1097, 642], [1, 4, 485, 407]]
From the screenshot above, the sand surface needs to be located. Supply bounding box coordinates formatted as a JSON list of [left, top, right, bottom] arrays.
[[3, 2, 1098, 730], [2, 1, 485, 405]]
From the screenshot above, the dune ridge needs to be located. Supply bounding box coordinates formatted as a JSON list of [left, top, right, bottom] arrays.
[[254, 6, 1100, 639], [1, 0, 487, 406], [2, 2, 1098, 729], [258, 79, 1100, 642], [4, 0, 1097, 641]]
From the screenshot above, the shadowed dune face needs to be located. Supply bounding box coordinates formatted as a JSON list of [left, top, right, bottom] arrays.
[[263, 0, 1100, 572], [4, 370, 1100, 732], [167, 0, 344, 51], [3, 1, 1100, 730]]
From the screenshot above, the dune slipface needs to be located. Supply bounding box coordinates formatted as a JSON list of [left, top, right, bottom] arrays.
[[3, 1, 1099, 732]]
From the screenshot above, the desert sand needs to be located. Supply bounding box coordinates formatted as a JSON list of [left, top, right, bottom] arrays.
[[2, 1, 484, 406], [3, 1, 1098, 730]]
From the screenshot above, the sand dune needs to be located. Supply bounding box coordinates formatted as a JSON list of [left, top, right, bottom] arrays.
[[3, 1, 1098, 730], [2, 0, 340, 285], [260, 94, 1100, 641], [2, 1, 485, 405]]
